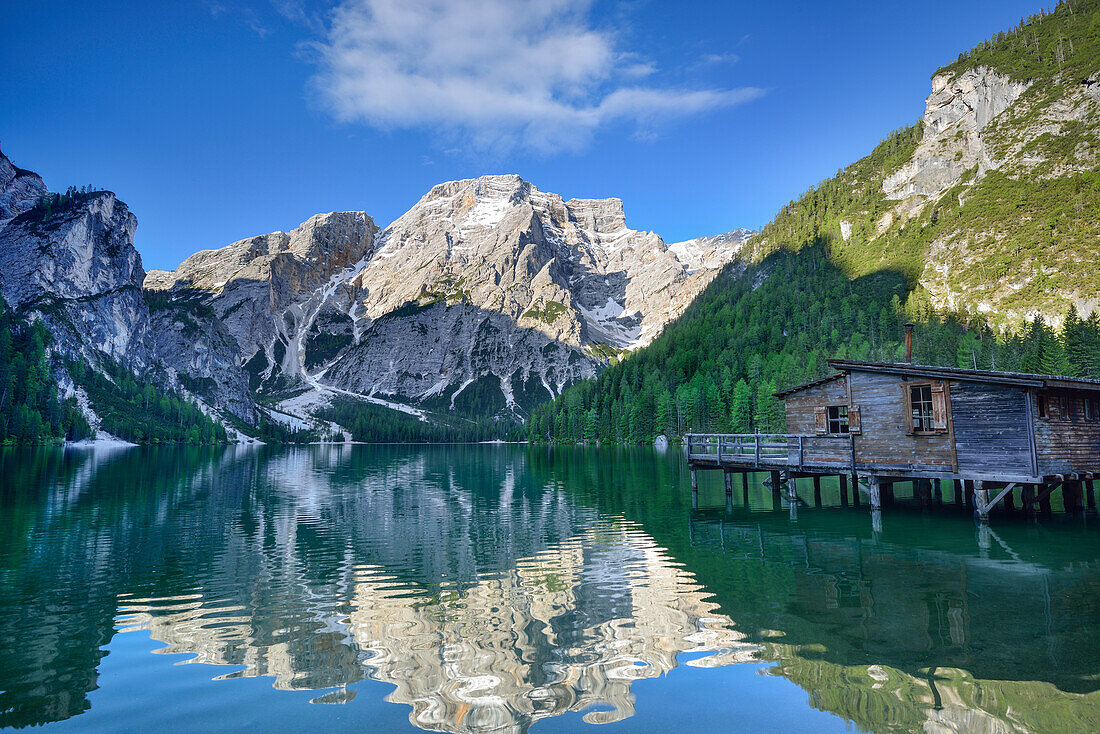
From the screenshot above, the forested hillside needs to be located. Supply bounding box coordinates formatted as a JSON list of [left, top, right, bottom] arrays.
[[0, 298, 228, 445], [0, 299, 91, 443], [527, 245, 1100, 443], [528, 0, 1100, 444], [749, 0, 1100, 326]]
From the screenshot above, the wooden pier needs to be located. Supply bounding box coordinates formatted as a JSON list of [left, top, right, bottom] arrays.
[[686, 358, 1100, 523]]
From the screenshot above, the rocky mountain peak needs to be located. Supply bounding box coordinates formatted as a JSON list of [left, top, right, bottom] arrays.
[[143, 174, 753, 426], [0, 150, 256, 425], [563, 197, 627, 234], [669, 229, 755, 272], [883, 66, 1031, 205], [0, 148, 47, 225]]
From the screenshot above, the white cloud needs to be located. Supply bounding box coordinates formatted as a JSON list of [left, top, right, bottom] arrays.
[[700, 52, 740, 65], [312, 0, 762, 152]]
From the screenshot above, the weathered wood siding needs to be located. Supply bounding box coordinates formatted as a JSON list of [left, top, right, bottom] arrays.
[[1033, 391, 1100, 475], [784, 377, 847, 434], [950, 382, 1033, 477], [783, 377, 851, 465], [848, 372, 954, 471]]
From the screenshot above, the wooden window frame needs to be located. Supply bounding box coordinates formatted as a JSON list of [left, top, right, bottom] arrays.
[[826, 405, 849, 435], [1060, 395, 1071, 421], [1037, 393, 1049, 419], [905, 381, 947, 435], [1085, 397, 1097, 422]]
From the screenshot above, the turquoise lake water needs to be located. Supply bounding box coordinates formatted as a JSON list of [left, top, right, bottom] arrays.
[[2, 444, 1099, 733]]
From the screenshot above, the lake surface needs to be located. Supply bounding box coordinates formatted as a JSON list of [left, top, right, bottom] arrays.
[[2, 445, 1099, 733]]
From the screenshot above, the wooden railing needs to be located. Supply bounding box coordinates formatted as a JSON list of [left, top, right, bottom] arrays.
[[686, 433, 857, 472], [686, 434, 790, 463]]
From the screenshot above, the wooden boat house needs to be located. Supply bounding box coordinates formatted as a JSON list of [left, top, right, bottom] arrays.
[[687, 354, 1100, 521], [777, 359, 1100, 483]]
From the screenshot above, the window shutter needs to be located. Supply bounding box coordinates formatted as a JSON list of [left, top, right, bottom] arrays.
[[848, 405, 862, 434], [903, 384, 914, 435], [814, 406, 827, 435], [931, 382, 948, 432]]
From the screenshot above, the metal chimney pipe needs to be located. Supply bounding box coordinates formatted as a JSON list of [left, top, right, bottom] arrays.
[[904, 323, 915, 363]]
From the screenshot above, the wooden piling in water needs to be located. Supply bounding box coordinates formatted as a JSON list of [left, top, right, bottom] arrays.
[[868, 476, 882, 510], [839, 474, 849, 507], [1022, 484, 1037, 517], [974, 480, 990, 521], [1065, 480, 1084, 515]]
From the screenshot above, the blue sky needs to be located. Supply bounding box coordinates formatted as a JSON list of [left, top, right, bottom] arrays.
[[2, 0, 1043, 271]]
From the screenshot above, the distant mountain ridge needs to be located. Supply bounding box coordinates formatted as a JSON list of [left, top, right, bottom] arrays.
[[146, 174, 751, 425], [0, 148, 751, 438]]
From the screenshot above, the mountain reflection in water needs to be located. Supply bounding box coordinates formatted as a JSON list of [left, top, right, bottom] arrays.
[[1, 444, 1100, 733]]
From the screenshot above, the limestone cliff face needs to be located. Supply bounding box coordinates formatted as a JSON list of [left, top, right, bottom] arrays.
[[881, 65, 1099, 323], [883, 68, 1031, 203], [0, 187, 153, 367], [146, 211, 379, 369], [149, 175, 750, 419], [0, 149, 256, 424], [0, 152, 47, 224]]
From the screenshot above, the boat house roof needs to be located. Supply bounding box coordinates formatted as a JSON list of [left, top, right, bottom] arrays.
[[774, 359, 1100, 399]]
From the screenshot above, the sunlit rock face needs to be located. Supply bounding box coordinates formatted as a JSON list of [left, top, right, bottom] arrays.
[[879, 65, 1100, 323], [146, 175, 750, 419], [0, 188, 152, 367], [145, 210, 379, 368], [884, 68, 1031, 202]]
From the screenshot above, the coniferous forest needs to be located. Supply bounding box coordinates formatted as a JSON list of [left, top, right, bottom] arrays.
[[0, 299, 91, 443], [527, 243, 1100, 444], [0, 298, 227, 445]]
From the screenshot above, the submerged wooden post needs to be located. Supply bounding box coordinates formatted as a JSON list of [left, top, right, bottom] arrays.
[[813, 475, 822, 507], [770, 470, 781, 494], [1040, 483, 1053, 516], [868, 476, 882, 510], [933, 478, 943, 503], [974, 480, 990, 521], [1022, 484, 1037, 517], [882, 481, 895, 506], [724, 471, 733, 497], [742, 472, 750, 506], [954, 479, 964, 508], [964, 480, 975, 509], [839, 474, 849, 507], [1065, 480, 1084, 515], [868, 475, 883, 534], [1003, 484, 1017, 514], [690, 468, 698, 509], [916, 479, 932, 508]]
